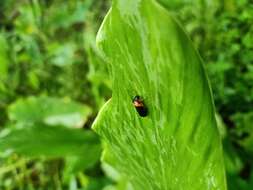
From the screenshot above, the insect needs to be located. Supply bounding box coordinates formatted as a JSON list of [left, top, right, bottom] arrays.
[[132, 95, 148, 117]]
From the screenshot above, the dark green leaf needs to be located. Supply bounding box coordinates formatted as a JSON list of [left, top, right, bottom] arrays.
[[0, 124, 101, 160], [0, 33, 9, 83]]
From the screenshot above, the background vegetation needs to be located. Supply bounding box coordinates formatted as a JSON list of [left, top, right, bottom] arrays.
[[0, 0, 252, 189]]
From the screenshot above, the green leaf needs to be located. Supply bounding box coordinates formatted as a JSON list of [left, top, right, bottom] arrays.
[[64, 154, 99, 178], [47, 42, 76, 67], [0, 124, 101, 160], [92, 0, 227, 189], [45, 1, 92, 31], [8, 96, 91, 128], [0, 33, 9, 83]]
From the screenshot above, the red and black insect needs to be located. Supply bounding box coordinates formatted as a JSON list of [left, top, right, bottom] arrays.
[[132, 95, 148, 117]]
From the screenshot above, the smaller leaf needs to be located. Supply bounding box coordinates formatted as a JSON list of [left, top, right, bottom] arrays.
[[47, 43, 76, 67], [64, 153, 100, 178], [8, 96, 91, 128], [0, 124, 101, 160]]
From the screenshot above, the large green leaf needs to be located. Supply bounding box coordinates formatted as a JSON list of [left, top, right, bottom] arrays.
[[8, 96, 91, 128], [92, 0, 227, 189], [0, 124, 101, 161]]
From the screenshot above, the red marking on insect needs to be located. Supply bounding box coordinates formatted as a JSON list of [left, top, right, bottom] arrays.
[[132, 95, 148, 117]]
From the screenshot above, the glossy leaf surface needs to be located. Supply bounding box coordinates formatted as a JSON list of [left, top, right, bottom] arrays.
[[92, 0, 227, 189]]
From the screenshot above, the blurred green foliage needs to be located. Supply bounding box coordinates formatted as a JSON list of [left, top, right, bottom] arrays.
[[0, 0, 111, 189], [0, 0, 253, 189]]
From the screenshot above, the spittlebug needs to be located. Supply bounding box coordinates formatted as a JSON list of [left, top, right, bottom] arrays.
[[132, 95, 148, 117]]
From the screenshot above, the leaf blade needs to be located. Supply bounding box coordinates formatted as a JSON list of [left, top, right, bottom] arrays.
[[8, 96, 92, 128], [0, 124, 101, 160], [93, 0, 227, 189]]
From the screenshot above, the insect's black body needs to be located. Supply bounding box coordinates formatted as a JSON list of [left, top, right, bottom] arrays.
[[132, 95, 148, 117]]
